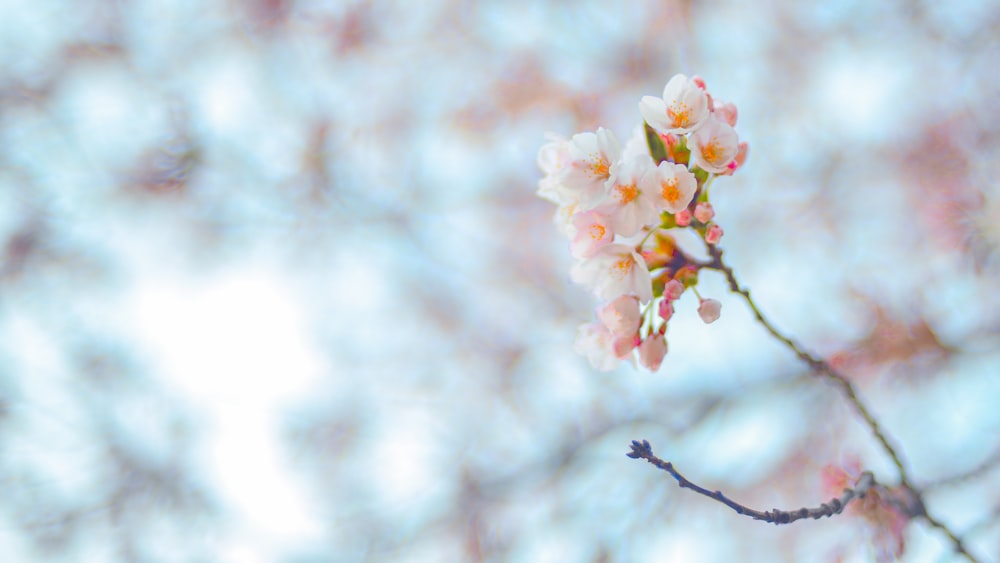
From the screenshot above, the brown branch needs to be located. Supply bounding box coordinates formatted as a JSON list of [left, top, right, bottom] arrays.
[[701, 244, 981, 562], [703, 245, 912, 485], [626, 439, 876, 525]]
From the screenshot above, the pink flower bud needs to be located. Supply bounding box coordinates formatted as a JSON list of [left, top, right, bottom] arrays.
[[719, 141, 749, 177], [691, 76, 707, 90], [675, 209, 692, 227], [698, 298, 722, 324], [638, 333, 667, 371], [658, 298, 674, 322], [736, 141, 749, 166], [663, 279, 685, 301], [714, 102, 738, 127], [612, 333, 641, 358], [659, 132, 679, 148], [694, 202, 715, 223], [705, 223, 724, 244]]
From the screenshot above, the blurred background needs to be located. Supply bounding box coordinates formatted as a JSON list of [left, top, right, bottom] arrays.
[[0, 0, 998, 561]]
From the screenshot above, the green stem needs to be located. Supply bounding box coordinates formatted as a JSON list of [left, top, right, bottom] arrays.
[[635, 226, 661, 250], [700, 173, 717, 199]]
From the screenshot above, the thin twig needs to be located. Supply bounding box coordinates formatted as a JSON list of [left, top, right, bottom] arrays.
[[961, 503, 1000, 540], [924, 444, 1000, 491], [626, 439, 875, 524], [700, 244, 981, 562]]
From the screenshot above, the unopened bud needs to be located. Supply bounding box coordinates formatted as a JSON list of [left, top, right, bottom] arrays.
[[698, 298, 722, 324]]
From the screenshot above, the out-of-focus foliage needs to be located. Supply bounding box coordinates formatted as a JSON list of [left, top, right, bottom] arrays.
[[0, 0, 997, 561]]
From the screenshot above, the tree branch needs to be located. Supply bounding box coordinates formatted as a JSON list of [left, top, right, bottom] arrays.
[[701, 244, 981, 562], [703, 245, 913, 486], [626, 439, 875, 524]]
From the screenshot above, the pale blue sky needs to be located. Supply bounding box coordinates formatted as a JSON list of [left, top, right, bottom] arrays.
[[0, 1, 997, 561]]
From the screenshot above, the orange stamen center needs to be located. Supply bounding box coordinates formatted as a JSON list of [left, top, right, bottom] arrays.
[[587, 155, 610, 179], [612, 257, 634, 280], [667, 102, 691, 129], [702, 140, 721, 164], [614, 183, 638, 204], [661, 178, 680, 203]]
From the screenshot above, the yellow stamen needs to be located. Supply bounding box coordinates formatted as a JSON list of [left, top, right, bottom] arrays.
[[587, 154, 610, 179], [702, 140, 721, 165], [612, 257, 634, 280], [667, 101, 691, 129], [661, 178, 680, 204], [615, 183, 638, 204]]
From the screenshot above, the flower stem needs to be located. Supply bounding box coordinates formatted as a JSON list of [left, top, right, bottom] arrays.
[[635, 226, 660, 250]]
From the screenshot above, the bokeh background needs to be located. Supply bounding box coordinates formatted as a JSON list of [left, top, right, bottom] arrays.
[[1, 0, 998, 561]]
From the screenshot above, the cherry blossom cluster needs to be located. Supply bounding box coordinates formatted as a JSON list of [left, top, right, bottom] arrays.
[[537, 74, 749, 371]]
